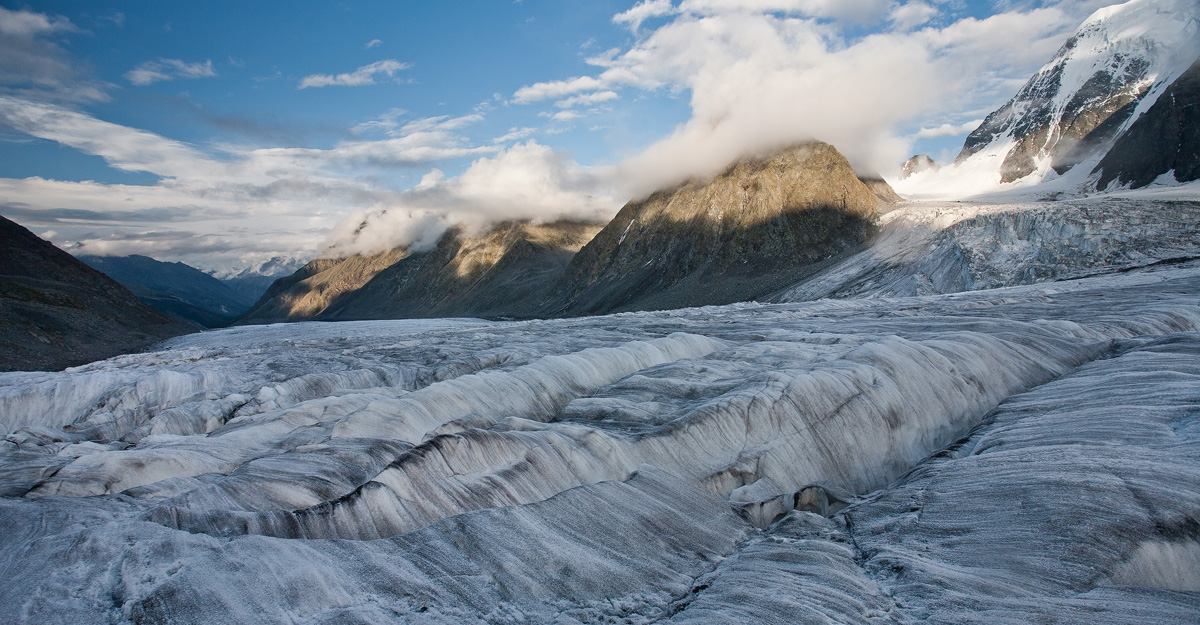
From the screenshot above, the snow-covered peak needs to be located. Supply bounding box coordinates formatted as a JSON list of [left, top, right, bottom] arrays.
[[897, 0, 1200, 200]]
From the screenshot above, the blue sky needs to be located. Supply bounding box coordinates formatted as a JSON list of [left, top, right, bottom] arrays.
[[0, 0, 1118, 273]]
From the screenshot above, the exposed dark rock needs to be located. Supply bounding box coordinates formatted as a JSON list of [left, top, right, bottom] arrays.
[[543, 141, 879, 316], [1093, 57, 1200, 189], [0, 216, 192, 371]]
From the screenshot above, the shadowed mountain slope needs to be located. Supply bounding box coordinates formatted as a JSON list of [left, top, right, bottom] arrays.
[[79, 255, 254, 328], [0, 216, 191, 371], [1094, 56, 1200, 189]]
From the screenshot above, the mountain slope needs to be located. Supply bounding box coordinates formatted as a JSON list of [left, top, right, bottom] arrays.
[[0, 216, 191, 371], [320, 220, 602, 320], [238, 220, 602, 323], [79, 255, 254, 328], [543, 141, 881, 316], [1093, 56, 1200, 189], [946, 0, 1200, 191], [238, 248, 409, 323]]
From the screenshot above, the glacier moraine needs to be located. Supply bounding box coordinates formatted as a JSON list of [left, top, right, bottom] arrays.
[[2, 257, 1199, 623]]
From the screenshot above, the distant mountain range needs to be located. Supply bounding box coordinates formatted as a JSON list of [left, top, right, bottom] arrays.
[[75, 255, 304, 328], [4, 0, 1196, 370], [237, 220, 605, 323], [79, 255, 255, 328], [0, 216, 191, 372]]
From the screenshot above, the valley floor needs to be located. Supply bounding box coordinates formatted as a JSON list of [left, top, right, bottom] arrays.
[[1, 244, 1199, 622]]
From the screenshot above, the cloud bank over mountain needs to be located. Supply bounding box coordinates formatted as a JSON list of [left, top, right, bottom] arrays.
[[0, 1, 1123, 271]]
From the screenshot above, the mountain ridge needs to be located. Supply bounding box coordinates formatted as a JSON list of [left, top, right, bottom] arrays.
[[240, 141, 893, 322], [79, 254, 255, 328], [899, 0, 1200, 197], [0, 216, 192, 371]]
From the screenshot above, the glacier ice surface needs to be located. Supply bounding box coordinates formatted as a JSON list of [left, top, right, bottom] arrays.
[[2, 250, 1200, 621]]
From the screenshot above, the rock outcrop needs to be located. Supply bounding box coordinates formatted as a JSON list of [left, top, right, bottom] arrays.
[[900, 154, 940, 179], [1093, 57, 1200, 189]]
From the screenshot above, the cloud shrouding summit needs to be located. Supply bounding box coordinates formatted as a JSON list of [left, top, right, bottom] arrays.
[[520, 2, 1102, 197], [0, 2, 1126, 272], [323, 141, 616, 258]]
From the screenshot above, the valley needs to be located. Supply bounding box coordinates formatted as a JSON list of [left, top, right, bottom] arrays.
[[0, 0, 1197, 622]]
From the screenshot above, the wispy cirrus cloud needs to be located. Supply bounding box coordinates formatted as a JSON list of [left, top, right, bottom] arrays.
[[555, 90, 619, 108], [0, 94, 525, 270], [613, 0, 675, 32], [125, 58, 216, 86], [0, 95, 221, 178], [0, 6, 108, 102], [298, 59, 412, 89]]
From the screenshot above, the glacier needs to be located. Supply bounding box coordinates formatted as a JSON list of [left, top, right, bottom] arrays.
[[2, 201, 1200, 622]]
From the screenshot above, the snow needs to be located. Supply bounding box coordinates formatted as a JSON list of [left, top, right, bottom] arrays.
[[895, 0, 1200, 201], [2, 230, 1200, 620]]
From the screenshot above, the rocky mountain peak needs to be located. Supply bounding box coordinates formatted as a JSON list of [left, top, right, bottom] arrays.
[[953, 0, 1200, 186], [900, 154, 940, 179], [545, 141, 882, 315]]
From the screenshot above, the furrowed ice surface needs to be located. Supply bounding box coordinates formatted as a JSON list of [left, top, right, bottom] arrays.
[[664, 336, 1200, 624], [1, 259, 1199, 622]]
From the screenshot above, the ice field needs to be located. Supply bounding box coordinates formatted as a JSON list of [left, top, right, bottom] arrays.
[[2, 244, 1199, 622]]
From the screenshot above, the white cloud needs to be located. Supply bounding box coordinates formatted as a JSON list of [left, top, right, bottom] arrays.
[[0, 6, 78, 37], [0, 176, 343, 272], [323, 141, 618, 257], [0, 96, 510, 271], [677, 0, 895, 23], [0, 7, 107, 102], [555, 90, 619, 108], [0, 96, 222, 178], [889, 2, 939, 30], [125, 59, 217, 86], [512, 76, 606, 104], [492, 126, 537, 143], [512, 2, 1098, 196], [614, 0, 677, 32], [365, 38, 382, 48], [913, 119, 983, 138], [298, 59, 412, 89], [550, 110, 582, 121]]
